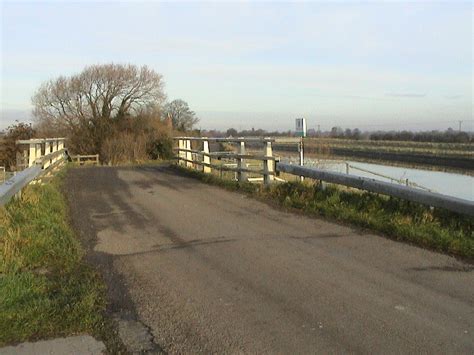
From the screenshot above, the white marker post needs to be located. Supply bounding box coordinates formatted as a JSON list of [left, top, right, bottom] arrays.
[[295, 118, 306, 181]]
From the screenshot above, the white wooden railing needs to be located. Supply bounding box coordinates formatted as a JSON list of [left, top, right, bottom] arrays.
[[174, 137, 302, 185], [0, 138, 67, 206]]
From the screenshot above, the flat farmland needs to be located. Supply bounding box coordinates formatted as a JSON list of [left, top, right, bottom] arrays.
[[274, 138, 474, 172]]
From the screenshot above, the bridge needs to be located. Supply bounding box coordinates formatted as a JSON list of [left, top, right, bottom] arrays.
[[1, 138, 473, 353]]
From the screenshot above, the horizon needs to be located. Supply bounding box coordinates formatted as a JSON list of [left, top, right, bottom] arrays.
[[1, 1, 473, 132]]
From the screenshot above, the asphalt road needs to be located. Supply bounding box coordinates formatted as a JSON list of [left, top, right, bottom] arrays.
[[66, 165, 474, 354]]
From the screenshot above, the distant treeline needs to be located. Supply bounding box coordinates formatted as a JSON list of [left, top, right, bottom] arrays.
[[355, 129, 472, 144], [202, 127, 473, 144]]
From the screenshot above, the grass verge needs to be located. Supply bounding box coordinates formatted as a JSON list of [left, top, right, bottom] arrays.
[[173, 165, 473, 260], [0, 168, 123, 351]]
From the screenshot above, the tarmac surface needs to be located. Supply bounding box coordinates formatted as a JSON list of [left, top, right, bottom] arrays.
[[65, 165, 474, 354]]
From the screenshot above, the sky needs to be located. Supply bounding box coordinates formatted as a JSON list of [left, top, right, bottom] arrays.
[[1, 0, 472, 132]]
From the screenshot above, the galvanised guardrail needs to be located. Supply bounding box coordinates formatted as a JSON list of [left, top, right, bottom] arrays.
[[277, 163, 474, 217], [0, 138, 66, 206]]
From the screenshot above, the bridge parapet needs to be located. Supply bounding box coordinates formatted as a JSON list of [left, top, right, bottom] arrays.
[[0, 138, 67, 206], [173, 136, 303, 185]]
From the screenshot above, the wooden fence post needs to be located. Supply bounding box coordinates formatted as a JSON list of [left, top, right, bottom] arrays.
[[28, 143, 36, 167], [185, 140, 192, 168], [43, 141, 51, 169], [237, 140, 247, 182], [35, 143, 42, 165], [178, 139, 184, 166], [51, 140, 58, 165], [263, 141, 274, 185], [203, 139, 211, 173]]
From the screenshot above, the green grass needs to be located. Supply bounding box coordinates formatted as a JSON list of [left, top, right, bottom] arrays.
[[0, 169, 122, 349], [174, 165, 474, 260]]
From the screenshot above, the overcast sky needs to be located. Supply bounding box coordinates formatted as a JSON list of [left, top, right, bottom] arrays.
[[1, 1, 472, 131]]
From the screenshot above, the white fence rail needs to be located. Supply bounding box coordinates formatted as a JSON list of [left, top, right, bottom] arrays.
[[70, 154, 100, 165], [0, 138, 67, 206], [174, 137, 302, 185]]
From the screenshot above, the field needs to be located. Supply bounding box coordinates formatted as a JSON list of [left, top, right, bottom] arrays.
[[274, 138, 474, 171]]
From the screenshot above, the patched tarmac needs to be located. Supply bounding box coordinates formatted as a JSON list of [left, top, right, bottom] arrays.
[[65, 165, 474, 353]]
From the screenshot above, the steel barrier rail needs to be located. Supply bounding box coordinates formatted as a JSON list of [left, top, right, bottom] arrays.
[[0, 165, 42, 206], [276, 162, 474, 217], [0, 149, 66, 207]]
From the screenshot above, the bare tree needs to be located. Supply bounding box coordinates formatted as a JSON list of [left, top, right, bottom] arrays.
[[32, 63, 166, 153], [163, 99, 199, 131]]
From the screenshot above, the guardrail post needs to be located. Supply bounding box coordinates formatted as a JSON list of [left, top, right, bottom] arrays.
[[263, 141, 274, 185], [237, 140, 247, 182], [185, 140, 192, 168], [13, 171, 21, 200], [203, 139, 211, 173], [319, 180, 327, 190]]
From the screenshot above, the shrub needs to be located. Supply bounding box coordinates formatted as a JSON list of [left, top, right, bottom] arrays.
[[0, 122, 36, 170], [99, 114, 173, 165], [101, 132, 149, 165]]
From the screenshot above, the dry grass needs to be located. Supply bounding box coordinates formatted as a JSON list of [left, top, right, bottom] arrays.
[[101, 132, 149, 165]]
